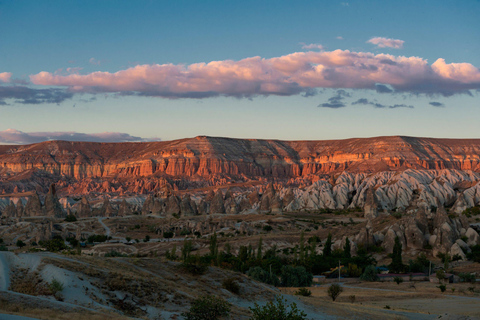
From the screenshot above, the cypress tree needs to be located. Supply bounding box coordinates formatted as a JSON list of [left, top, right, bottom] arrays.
[[344, 237, 351, 259], [389, 236, 404, 273], [324, 233, 332, 257], [257, 236, 263, 260], [299, 231, 305, 262]]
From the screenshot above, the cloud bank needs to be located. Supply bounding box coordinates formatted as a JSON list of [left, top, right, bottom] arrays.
[[0, 129, 160, 144], [0, 86, 74, 105], [367, 37, 404, 49], [27, 49, 480, 98]]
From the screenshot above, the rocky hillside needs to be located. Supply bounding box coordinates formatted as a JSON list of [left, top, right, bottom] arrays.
[[1, 135, 480, 183]]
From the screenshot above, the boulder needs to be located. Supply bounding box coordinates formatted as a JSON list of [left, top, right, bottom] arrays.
[[450, 243, 467, 261], [465, 227, 480, 246]]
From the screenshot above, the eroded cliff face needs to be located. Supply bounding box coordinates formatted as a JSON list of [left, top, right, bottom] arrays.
[[1, 136, 480, 181]]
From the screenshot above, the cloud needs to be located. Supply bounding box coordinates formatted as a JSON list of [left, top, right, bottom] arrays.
[[341, 2, 349, 6], [318, 89, 350, 108], [352, 98, 414, 109], [0, 129, 160, 144], [0, 72, 12, 83], [429, 101, 445, 107], [89, 58, 101, 66], [0, 86, 74, 105], [301, 43, 324, 50], [336, 36, 344, 40], [28, 49, 480, 98], [367, 37, 404, 49]]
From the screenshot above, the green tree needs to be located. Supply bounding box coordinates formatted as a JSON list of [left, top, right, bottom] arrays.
[[280, 265, 313, 287], [257, 237, 263, 261], [249, 295, 308, 320], [182, 240, 193, 262], [389, 236, 404, 273], [16, 240, 26, 248], [209, 232, 218, 260], [343, 237, 351, 259], [247, 266, 279, 286], [327, 283, 343, 301], [360, 265, 379, 281], [182, 295, 231, 320], [323, 233, 332, 257], [299, 231, 305, 262]]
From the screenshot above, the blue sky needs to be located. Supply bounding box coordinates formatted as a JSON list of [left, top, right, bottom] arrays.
[[0, 0, 479, 143]]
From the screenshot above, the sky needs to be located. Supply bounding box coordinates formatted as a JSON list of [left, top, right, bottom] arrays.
[[0, 0, 479, 143]]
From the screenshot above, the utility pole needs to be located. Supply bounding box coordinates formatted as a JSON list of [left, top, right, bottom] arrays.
[[429, 261, 432, 278]]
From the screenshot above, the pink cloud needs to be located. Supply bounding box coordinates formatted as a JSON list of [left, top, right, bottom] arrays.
[[29, 49, 480, 97], [0, 72, 12, 83], [367, 37, 404, 49]]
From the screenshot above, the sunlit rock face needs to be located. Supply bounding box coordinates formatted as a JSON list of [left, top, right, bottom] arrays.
[[1, 136, 480, 181]]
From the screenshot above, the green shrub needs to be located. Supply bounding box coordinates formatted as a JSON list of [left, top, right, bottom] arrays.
[[437, 284, 447, 293], [459, 272, 476, 283], [249, 295, 308, 320], [280, 265, 312, 287], [163, 231, 174, 239], [105, 250, 128, 257], [182, 295, 231, 320], [295, 288, 311, 297], [16, 240, 26, 248], [49, 278, 64, 295], [222, 277, 240, 294], [394, 276, 403, 285], [0, 245, 8, 251], [247, 267, 279, 286], [360, 265, 379, 282], [327, 283, 343, 301], [40, 237, 67, 252], [263, 225, 273, 232], [182, 263, 208, 276]]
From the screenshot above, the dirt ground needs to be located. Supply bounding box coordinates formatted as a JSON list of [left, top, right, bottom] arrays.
[[282, 280, 480, 320]]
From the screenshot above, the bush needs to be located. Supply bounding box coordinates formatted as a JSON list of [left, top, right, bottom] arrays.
[[249, 295, 308, 320], [0, 245, 8, 251], [437, 284, 447, 293], [163, 231, 174, 239], [182, 295, 231, 320], [65, 214, 77, 222], [295, 288, 311, 297], [327, 283, 343, 301], [182, 263, 208, 276], [222, 277, 240, 294], [87, 234, 109, 243], [49, 278, 64, 295], [348, 295, 356, 303], [459, 272, 476, 283], [393, 276, 403, 285], [41, 237, 67, 252], [247, 267, 280, 286], [348, 263, 362, 277], [143, 235, 150, 242], [360, 265, 379, 282], [263, 225, 273, 232], [16, 240, 26, 248], [105, 250, 128, 257], [280, 266, 312, 287]]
